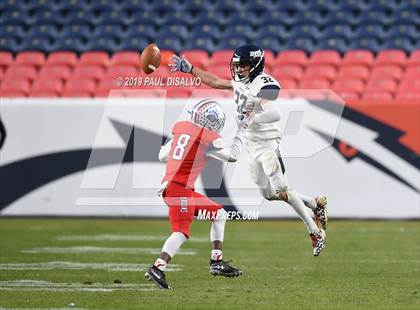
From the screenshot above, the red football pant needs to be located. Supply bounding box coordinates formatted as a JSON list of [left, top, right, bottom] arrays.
[[162, 182, 223, 238]]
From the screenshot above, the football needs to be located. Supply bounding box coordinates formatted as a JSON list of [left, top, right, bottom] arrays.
[[141, 43, 161, 74]]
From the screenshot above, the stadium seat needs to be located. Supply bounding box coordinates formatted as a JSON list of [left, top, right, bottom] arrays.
[[207, 50, 234, 67], [362, 91, 393, 100], [26, 24, 60, 40], [56, 0, 90, 10], [0, 52, 13, 68], [119, 37, 150, 51], [2, 10, 30, 25], [180, 50, 210, 69], [342, 50, 374, 67], [105, 66, 139, 78], [324, 11, 360, 26], [299, 78, 331, 89], [31, 10, 65, 26], [370, 66, 403, 81], [92, 24, 125, 41], [333, 79, 365, 95], [397, 79, 420, 93], [337, 66, 370, 81], [334, 90, 360, 100], [15, 51, 45, 67], [321, 24, 353, 41], [29, 89, 59, 97], [383, 38, 416, 53], [354, 24, 387, 40], [0, 89, 27, 97], [393, 10, 419, 24], [254, 36, 283, 54], [216, 37, 248, 51], [0, 37, 20, 54], [294, 11, 325, 26], [257, 24, 290, 42], [54, 37, 88, 53], [360, 10, 392, 26], [263, 50, 275, 68], [387, 25, 417, 42], [125, 24, 157, 40], [65, 10, 97, 25], [64, 79, 96, 96], [395, 90, 420, 100], [221, 24, 256, 41], [5, 66, 37, 80], [403, 66, 420, 80], [304, 65, 336, 81], [39, 66, 72, 81], [190, 24, 223, 40], [184, 36, 219, 53], [60, 25, 92, 41], [46, 51, 78, 67], [283, 37, 316, 54], [271, 66, 304, 82], [350, 37, 382, 53], [275, 50, 308, 67], [79, 52, 110, 67], [365, 79, 398, 93], [159, 10, 194, 27], [158, 24, 189, 40], [289, 25, 323, 40], [407, 50, 420, 66], [277, 78, 298, 89], [206, 65, 231, 80], [111, 52, 140, 67], [71, 66, 106, 81], [317, 37, 349, 54], [155, 35, 183, 53], [375, 50, 407, 67], [308, 50, 341, 67], [31, 79, 63, 95], [0, 79, 31, 95], [20, 37, 55, 53]]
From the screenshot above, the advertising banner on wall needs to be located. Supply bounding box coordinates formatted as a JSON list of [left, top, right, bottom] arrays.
[[0, 97, 418, 218]]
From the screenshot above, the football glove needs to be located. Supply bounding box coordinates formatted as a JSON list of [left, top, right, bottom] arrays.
[[169, 55, 193, 73]]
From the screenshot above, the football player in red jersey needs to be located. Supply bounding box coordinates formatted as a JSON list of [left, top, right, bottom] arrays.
[[145, 99, 250, 289]]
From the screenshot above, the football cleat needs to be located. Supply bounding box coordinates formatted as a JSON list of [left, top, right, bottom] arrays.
[[209, 260, 243, 278], [310, 230, 326, 257], [314, 195, 328, 231], [145, 265, 172, 289]]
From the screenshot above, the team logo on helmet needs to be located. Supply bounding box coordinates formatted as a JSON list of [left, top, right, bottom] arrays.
[[190, 99, 226, 133]]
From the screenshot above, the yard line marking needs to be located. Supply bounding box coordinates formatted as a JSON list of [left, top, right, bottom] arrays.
[[0, 262, 182, 272], [0, 280, 159, 292], [55, 234, 207, 243], [21, 247, 196, 255]]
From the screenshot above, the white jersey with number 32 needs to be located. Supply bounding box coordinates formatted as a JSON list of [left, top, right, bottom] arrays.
[[232, 72, 282, 141]]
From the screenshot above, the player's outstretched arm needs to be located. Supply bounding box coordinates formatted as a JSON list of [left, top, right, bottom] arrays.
[[206, 135, 242, 162], [158, 139, 173, 162], [169, 55, 232, 89]]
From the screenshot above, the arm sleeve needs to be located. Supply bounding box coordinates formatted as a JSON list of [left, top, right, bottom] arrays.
[[206, 132, 243, 162], [253, 101, 281, 124], [158, 139, 173, 162]]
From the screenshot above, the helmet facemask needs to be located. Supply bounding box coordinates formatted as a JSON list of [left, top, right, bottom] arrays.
[[230, 49, 265, 83]]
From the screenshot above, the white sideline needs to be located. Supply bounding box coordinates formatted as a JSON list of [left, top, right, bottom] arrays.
[[55, 234, 207, 242], [21, 246, 196, 255], [0, 280, 159, 292], [0, 261, 182, 272]]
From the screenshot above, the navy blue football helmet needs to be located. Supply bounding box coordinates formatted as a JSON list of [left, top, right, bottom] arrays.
[[230, 44, 265, 83]]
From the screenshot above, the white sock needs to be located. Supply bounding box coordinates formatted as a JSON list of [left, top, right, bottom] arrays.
[[161, 232, 187, 258], [153, 258, 167, 271], [211, 249, 223, 261], [287, 191, 320, 234], [210, 209, 227, 242], [295, 192, 317, 210]]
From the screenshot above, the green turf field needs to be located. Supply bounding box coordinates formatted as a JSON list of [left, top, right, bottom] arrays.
[[0, 219, 419, 309]]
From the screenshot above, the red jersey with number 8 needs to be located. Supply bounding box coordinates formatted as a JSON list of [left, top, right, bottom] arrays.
[[163, 121, 221, 189]]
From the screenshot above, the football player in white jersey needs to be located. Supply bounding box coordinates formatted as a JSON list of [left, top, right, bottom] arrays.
[[169, 44, 328, 256]]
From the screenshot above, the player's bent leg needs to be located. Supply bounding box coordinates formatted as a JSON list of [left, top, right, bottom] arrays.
[[295, 192, 329, 231]]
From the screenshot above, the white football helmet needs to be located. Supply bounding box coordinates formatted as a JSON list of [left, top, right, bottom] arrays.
[[190, 99, 226, 133]]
